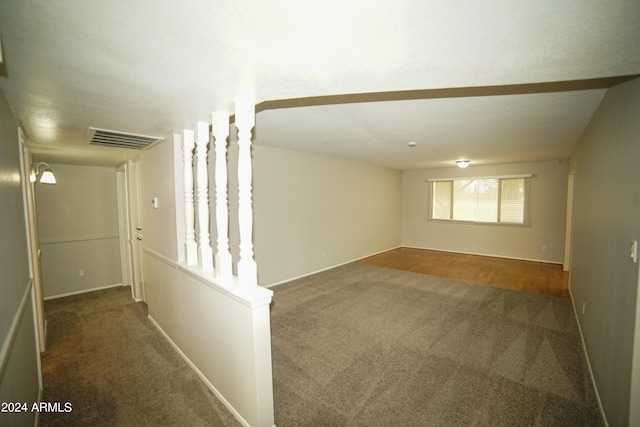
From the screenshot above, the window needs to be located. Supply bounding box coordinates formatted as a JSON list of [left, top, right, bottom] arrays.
[[430, 175, 530, 224]]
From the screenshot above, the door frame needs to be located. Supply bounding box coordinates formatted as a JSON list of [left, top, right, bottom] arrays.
[[125, 160, 145, 302], [116, 165, 132, 290], [17, 128, 46, 357], [631, 260, 640, 426], [563, 172, 574, 272]]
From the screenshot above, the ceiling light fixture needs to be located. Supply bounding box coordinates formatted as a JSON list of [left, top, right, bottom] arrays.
[[408, 141, 417, 147], [456, 160, 471, 168], [32, 162, 57, 184]]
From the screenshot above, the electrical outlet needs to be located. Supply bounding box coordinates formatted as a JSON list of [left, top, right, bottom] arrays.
[[79, 269, 85, 277], [542, 245, 547, 252]]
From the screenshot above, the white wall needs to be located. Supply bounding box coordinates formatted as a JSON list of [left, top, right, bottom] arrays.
[[139, 135, 402, 425], [143, 251, 274, 427], [137, 139, 179, 260], [218, 143, 403, 286], [35, 164, 122, 298], [0, 91, 40, 426], [139, 138, 275, 427], [569, 77, 640, 427], [402, 160, 568, 263]]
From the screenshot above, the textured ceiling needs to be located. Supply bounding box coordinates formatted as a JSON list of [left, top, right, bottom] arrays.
[[252, 88, 607, 170], [0, 1, 639, 169]]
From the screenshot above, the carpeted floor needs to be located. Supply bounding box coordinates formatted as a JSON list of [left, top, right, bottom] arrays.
[[41, 264, 604, 426], [270, 263, 604, 426], [40, 286, 240, 427]]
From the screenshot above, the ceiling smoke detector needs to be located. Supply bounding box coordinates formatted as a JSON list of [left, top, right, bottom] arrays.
[[86, 127, 164, 150]]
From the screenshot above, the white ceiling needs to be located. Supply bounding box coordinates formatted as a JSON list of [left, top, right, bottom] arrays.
[[0, 1, 639, 170]]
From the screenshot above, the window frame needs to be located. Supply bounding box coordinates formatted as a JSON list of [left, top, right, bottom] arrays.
[[428, 174, 531, 226]]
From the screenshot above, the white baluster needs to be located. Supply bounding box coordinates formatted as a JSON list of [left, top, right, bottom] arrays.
[[183, 129, 198, 265], [236, 99, 257, 288], [195, 121, 214, 273], [213, 111, 232, 283]]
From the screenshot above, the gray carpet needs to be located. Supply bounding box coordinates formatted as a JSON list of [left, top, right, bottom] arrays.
[[270, 263, 604, 426], [40, 286, 240, 427], [40, 264, 604, 426]]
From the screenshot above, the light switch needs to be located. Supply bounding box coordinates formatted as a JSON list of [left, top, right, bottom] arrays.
[[631, 240, 638, 264], [152, 197, 159, 209]]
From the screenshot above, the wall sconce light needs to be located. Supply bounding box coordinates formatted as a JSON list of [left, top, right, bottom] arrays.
[[32, 162, 57, 184], [456, 160, 471, 169]]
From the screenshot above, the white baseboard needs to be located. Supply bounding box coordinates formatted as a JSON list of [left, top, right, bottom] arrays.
[[263, 245, 563, 289], [147, 315, 251, 427], [264, 246, 401, 288], [568, 287, 609, 427], [44, 283, 125, 300], [402, 245, 564, 265]]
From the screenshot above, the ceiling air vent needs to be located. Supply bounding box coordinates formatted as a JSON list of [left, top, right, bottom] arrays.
[[86, 127, 164, 150]]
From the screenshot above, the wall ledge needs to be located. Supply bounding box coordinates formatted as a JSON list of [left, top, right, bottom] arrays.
[[143, 248, 273, 309], [39, 234, 119, 245]]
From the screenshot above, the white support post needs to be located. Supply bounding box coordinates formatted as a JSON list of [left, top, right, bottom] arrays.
[[213, 111, 233, 283], [195, 121, 214, 273], [236, 99, 258, 288], [183, 129, 198, 265]]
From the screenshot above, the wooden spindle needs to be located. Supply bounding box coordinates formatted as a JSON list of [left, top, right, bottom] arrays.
[[195, 121, 214, 273], [236, 99, 257, 288], [183, 129, 198, 265], [213, 111, 233, 283]]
